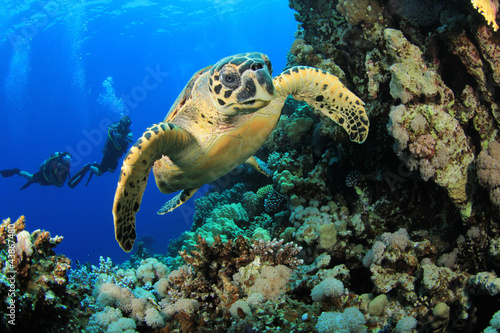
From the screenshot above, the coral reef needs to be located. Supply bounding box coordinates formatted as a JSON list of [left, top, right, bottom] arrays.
[[0, 216, 86, 332], [281, 0, 500, 330], [8, 0, 500, 331], [72, 235, 305, 332]]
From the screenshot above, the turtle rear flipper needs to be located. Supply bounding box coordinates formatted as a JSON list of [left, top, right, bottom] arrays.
[[157, 187, 200, 215], [274, 66, 369, 143], [245, 156, 272, 176], [113, 122, 193, 252]]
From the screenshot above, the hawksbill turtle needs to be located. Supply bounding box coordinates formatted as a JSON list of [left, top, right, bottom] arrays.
[[113, 52, 369, 251]]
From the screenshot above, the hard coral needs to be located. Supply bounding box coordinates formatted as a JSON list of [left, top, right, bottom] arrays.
[[0, 216, 85, 332]]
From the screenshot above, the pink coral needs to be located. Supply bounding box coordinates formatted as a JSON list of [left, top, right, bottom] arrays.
[[409, 134, 436, 159]]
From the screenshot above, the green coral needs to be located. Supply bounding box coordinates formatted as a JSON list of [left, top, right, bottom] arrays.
[[273, 170, 301, 194], [182, 203, 249, 252]]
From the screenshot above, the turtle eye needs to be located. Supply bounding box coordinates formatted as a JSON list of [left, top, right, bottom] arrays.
[[220, 69, 241, 89], [225, 74, 237, 83]]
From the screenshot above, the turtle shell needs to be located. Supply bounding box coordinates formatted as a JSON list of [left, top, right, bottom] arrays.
[[164, 65, 212, 123]]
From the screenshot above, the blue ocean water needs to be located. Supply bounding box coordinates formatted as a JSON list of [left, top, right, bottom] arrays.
[[0, 0, 296, 264]]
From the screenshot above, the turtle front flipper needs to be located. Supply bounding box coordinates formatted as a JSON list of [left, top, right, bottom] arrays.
[[274, 66, 369, 143], [157, 187, 200, 215], [113, 122, 193, 252]]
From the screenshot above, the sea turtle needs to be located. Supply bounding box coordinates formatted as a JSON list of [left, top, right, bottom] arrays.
[[113, 52, 369, 252]]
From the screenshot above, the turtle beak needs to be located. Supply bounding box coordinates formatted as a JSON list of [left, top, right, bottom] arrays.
[[236, 68, 275, 107]]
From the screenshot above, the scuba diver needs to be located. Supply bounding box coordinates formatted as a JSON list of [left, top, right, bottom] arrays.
[[68, 116, 133, 188], [1, 152, 72, 190]]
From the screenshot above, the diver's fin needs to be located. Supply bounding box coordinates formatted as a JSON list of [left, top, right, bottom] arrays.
[[273, 66, 369, 143], [85, 171, 94, 187], [20, 181, 33, 190], [113, 122, 194, 252], [68, 163, 91, 189], [245, 156, 272, 176], [1, 168, 20, 177], [84, 163, 99, 187], [157, 187, 200, 215]]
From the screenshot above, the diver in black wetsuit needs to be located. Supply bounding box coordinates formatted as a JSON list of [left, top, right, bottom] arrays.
[[68, 116, 133, 188], [1, 152, 72, 189]]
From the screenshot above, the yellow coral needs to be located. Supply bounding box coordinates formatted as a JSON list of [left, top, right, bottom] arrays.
[[472, 0, 499, 31]]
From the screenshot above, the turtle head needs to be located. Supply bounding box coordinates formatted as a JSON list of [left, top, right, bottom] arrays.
[[208, 52, 275, 116]]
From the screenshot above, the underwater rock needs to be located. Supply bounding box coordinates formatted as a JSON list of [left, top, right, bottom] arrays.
[[336, 0, 383, 26], [388, 0, 446, 27], [476, 140, 500, 206]]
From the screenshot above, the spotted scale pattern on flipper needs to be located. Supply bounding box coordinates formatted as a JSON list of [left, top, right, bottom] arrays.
[[157, 187, 200, 215], [275, 66, 369, 143], [113, 122, 192, 252], [245, 156, 272, 176]]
